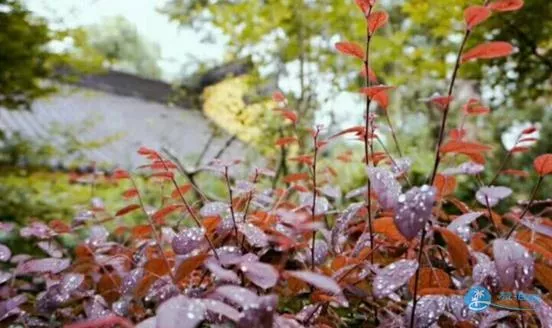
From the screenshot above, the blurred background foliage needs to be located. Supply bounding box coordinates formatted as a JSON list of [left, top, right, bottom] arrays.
[[0, 0, 551, 223]]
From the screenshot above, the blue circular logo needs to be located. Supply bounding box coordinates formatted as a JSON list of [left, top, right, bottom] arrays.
[[464, 285, 491, 312]]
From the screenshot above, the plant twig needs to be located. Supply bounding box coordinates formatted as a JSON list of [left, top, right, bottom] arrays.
[[505, 176, 544, 239]]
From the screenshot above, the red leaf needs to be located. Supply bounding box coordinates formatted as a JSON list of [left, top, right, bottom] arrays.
[[137, 146, 158, 157], [521, 126, 537, 135], [487, 0, 524, 12], [132, 225, 153, 238], [440, 140, 492, 154], [449, 128, 466, 140], [272, 91, 286, 102], [275, 136, 297, 147], [152, 204, 184, 222], [360, 66, 378, 83], [289, 155, 314, 166], [434, 227, 470, 272], [429, 95, 454, 110], [463, 98, 490, 115], [373, 91, 389, 110], [122, 188, 139, 199], [275, 109, 298, 124], [464, 5, 491, 30], [335, 41, 365, 60], [360, 85, 394, 99], [355, 0, 375, 15], [150, 171, 174, 179], [368, 11, 389, 35], [283, 172, 310, 183], [175, 253, 209, 283], [112, 169, 130, 180], [115, 204, 141, 216], [534, 154, 552, 176], [330, 126, 365, 139], [461, 42, 514, 63], [171, 184, 192, 199], [434, 174, 457, 198]]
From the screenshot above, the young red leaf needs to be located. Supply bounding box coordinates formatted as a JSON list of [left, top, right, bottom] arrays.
[[112, 169, 130, 180], [122, 188, 139, 199], [335, 41, 365, 60], [461, 41, 514, 63], [275, 109, 298, 124], [464, 5, 491, 30], [463, 98, 490, 115], [137, 146, 158, 156], [115, 204, 141, 216], [429, 95, 454, 111], [372, 90, 389, 109], [171, 184, 192, 199], [440, 140, 492, 154], [449, 128, 466, 140], [534, 154, 552, 176], [152, 204, 184, 222], [330, 126, 365, 139], [289, 155, 314, 166], [487, 0, 524, 12], [368, 11, 389, 35], [272, 90, 286, 102], [435, 227, 470, 272], [150, 171, 174, 179], [355, 0, 375, 16], [434, 174, 457, 198], [283, 172, 310, 183], [275, 136, 297, 147], [360, 85, 394, 98]]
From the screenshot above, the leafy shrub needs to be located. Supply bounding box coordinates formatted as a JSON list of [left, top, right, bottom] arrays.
[[1, 1, 551, 327]]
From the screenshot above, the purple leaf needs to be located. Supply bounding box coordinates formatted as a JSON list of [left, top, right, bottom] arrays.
[[212, 285, 259, 308], [232, 180, 255, 195], [472, 252, 498, 286], [320, 185, 341, 199], [520, 219, 552, 238], [87, 225, 109, 246], [479, 310, 512, 328], [273, 315, 305, 328], [367, 167, 401, 209], [286, 271, 346, 305], [446, 295, 475, 322], [476, 186, 512, 207], [391, 157, 412, 177], [136, 317, 156, 328], [238, 223, 268, 248], [404, 295, 447, 327], [84, 295, 110, 319], [60, 273, 84, 292], [299, 239, 329, 266], [447, 212, 483, 241], [20, 222, 56, 239], [200, 201, 230, 217], [0, 223, 14, 233], [237, 294, 278, 328], [172, 227, 206, 255], [156, 295, 205, 328], [299, 193, 331, 215], [0, 244, 11, 262], [17, 258, 70, 275], [331, 202, 363, 252], [121, 268, 144, 295], [531, 300, 552, 327], [214, 246, 243, 266], [493, 239, 534, 290], [0, 295, 27, 321], [0, 271, 12, 284], [240, 261, 279, 289], [442, 162, 485, 176], [352, 232, 372, 257], [201, 298, 241, 322], [394, 185, 436, 240], [295, 304, 322, 324], [204, 258, 240, 284], [345, 186, 367, 199], [37, 240, 63, 258], [373, 259, 418, 299]]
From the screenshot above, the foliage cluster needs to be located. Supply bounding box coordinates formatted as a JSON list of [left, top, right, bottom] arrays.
[[0, 1, 552, 328]]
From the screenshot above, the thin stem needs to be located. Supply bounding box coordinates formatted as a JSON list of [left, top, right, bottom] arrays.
[[224, 166, 240, 245], [131, 178, 177, 284], [409, 224, 429, 328], [363, 6, 375, 265], [310, 130, 319, 270], [505, 177, 544, 239], [429, 29, 471, 185], [383, 110, 403, 157]]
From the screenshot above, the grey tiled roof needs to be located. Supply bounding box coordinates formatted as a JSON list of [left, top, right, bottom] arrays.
[[0, 87, 246, 170]]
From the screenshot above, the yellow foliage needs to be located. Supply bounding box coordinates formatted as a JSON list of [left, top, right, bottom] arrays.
[[202, 76, 274, 145]]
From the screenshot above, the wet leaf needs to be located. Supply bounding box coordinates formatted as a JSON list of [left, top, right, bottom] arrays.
[[172, 228, 206, 254], [240, 261, 279, 289], [286, 271, 346, 305], [493, 239, 534, 290], [0, 244, 11, 262], [373, 259, 418, 299], [238, 223, 269, 248], [475, 186, 512, 207], [157, 295, 205, 328], [175, 253, 209, 283], [404, 295, 447, 327], [367, 167, 401, 209], [17, 258, 70, 275], [394, 185, 436, 240], [435, 227, 470, 272]]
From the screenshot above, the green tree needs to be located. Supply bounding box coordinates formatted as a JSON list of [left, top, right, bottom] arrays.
[[85, 16, 162, 79], [0, 0, 55, 109]]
